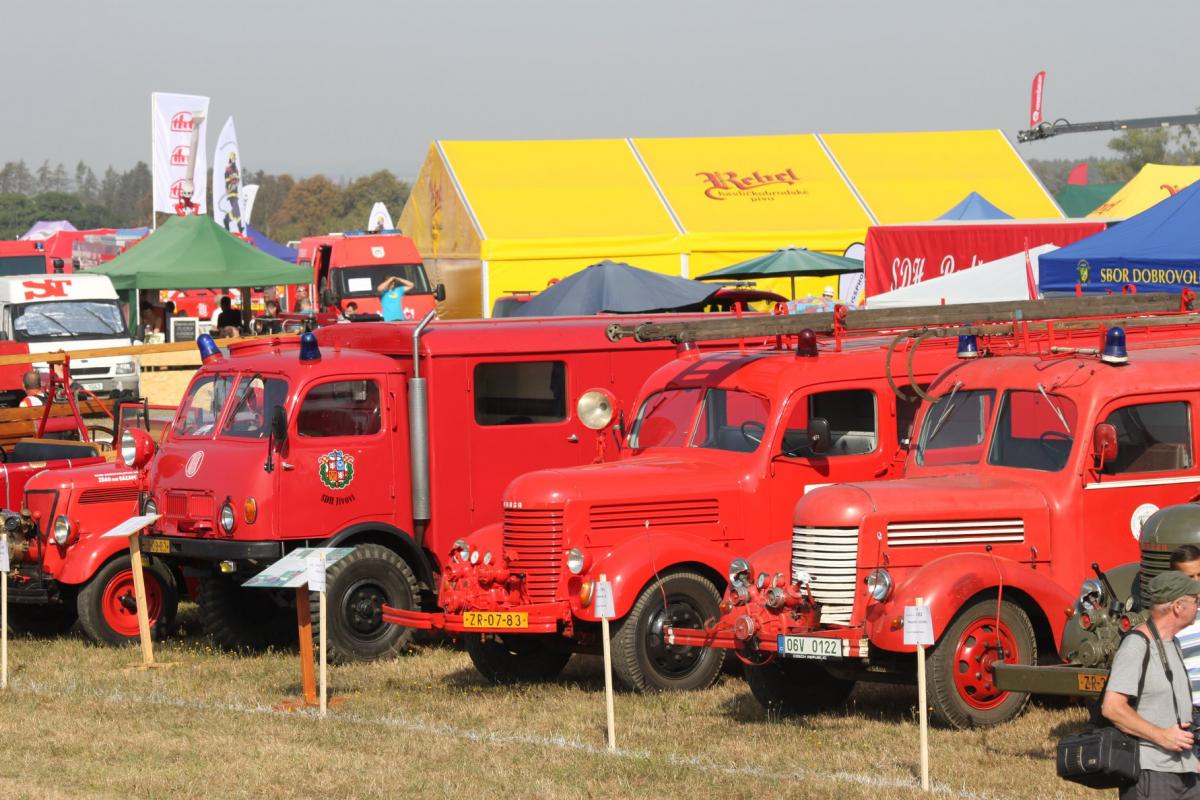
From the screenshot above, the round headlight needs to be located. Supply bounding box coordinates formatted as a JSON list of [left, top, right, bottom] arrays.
[[566, 547, 588, 575], [120, 430, 137, 466], [451, 539, 469, 560], [143, 496, 159, 517], [52, 516, 70, 546], [219, 502, 236, 533], [1078, 578, 1105, 611], [728, 557, 752, 589], [576, 389, 616, 431], [864, 568, 893, 602]]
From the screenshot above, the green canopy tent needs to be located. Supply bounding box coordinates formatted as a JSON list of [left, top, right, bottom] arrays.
[[91, 215, 309, 332], [696, 246, 864, 299]]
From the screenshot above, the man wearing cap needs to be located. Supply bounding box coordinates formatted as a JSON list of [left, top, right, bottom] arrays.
[[1102, 571, 1200, 798]]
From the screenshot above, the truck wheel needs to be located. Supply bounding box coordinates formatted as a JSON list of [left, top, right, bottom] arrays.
[[465, 633, 572, 684], [7, 592, 78, 636], [77, 556, 179, 645], [200, 575, 294, 651], [611, 571, 725, 692], [316, 544, 419, 663], [744, 659, 855, 715], [927, 597, 1037, 729]]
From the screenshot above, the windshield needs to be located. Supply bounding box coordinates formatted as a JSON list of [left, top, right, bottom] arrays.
[[0, 256, 47, 276], [12, 300, 127, 342], [173, 374, 235, 438], [220, 376, 290, 439], [629, 387, 770, 453], [334, 264, 430, 298], [987, 389, 1079, 472], [915, 387, 996, 467]]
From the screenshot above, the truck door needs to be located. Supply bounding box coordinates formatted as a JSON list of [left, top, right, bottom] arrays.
[[465, 359, 584, 530], [1081, 395, 1200, 566], [769, 387, 898, 534], [276, 376, 396, 539]]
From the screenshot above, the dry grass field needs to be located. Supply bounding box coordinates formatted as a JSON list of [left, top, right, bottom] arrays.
[[0, 606, 1099, 800]]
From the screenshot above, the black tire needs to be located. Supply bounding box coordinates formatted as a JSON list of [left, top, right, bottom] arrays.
[[77, 556, 179, 645], [314, 543, 419, 663], [927, 597, 1037, 729], [7, 591, 78, 637], [465, 633, 572, 684], [200, 574, 294, 651], [611, 571, 725, 692], [744, 658, 855, 715]]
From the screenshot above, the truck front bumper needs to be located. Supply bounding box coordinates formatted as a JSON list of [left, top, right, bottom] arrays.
[[139, 534, 284, 562], [382, 601, 570, 634], [992, 662, 1109, 697]]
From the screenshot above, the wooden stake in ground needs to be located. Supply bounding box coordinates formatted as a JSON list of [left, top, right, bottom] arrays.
[[99, 514, 164, 670], [1, 532, 8, 690], [306, 552, 328, 717], [905, 597, 935, 792], [294, 585, 318, 707], [596, 574, 617, 752]]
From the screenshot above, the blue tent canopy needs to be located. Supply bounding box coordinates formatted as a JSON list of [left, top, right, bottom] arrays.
[[246, 225, 297, 263], [1039, 181, 1200, 294], [513, 260, 718, 316], [937, 192, 1013, 221]]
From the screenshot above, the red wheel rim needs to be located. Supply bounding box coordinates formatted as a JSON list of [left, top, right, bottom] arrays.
[[951, 615, 1020, 711], [100, 568, 163, 638]]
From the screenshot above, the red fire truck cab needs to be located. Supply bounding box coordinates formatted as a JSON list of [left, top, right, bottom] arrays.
[[138, 315, 719, 661], [288, 232, 444, 320], [672, 320, 1200, 727], [383, 331, 964, 691]]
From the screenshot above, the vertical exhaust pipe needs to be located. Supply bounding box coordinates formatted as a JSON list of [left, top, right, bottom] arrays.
[[408, 311, 437, 544]]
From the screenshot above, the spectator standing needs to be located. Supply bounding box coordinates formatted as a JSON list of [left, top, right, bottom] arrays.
[[18, 370, 44, 407], [376, 276, 414, 322]]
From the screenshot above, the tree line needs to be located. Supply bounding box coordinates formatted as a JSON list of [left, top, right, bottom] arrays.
[[0, 159, 411, 243], [1028, 122, 1200, 194]]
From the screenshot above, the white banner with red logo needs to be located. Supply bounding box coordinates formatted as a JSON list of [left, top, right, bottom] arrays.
[[864, 221, 1107, 296], [212, 116, 245, 233], [151, 92, 210, 215]]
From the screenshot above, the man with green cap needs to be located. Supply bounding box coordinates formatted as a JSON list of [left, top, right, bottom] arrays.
[[1102, 570, 1200, 798]]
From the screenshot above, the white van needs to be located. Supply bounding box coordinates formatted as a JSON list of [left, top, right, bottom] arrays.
[[0, 274, 138, 398]]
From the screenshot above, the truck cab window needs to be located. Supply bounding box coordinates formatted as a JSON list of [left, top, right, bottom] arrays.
[[988, 389, 1078, 472], [473, 361, 566, 426], [1101, 401, 1192, 474], [221, 377, 290, 439], [173, 374, 235, 437], [915, 388, 996, 467], [297, 380, 382, 437], [780, 388, 878, 458]]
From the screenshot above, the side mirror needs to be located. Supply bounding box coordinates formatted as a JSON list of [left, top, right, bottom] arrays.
[[807, 417, 831, 455], [434, 283, 446, 302], [319, 286, 337, 309], [1093, 423, 1118, 469], [271, 405, 288, 447]]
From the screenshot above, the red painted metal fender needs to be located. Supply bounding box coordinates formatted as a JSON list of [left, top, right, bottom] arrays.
[[46, 533, 132, 587], [866, 552, 1073, 653]]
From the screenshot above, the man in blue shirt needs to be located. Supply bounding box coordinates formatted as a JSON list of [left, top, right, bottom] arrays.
[[376, 276, 414, 322]]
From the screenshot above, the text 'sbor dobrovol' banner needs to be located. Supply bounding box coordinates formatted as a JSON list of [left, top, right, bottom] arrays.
[[151, 92, 210, 215]]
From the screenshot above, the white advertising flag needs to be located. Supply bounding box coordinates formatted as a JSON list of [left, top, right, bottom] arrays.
[[240, 184, 259, 228], [151, 92, 210, 215], [367, 202, 393, 232], [213, 117, 245, 233]]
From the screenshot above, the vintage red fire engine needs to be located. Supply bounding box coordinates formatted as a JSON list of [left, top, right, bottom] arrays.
[[136, 314, 728, 661], [668, 315, 1200, 727], [4, 400, 177, 644], [382, 313, 1002, 691]]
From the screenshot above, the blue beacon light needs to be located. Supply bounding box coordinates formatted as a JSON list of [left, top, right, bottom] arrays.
[[299, 332, 322, 362], [196, 333, 221, 362], [956, 334, 979, 359], [1100, 326, 1128, 364]]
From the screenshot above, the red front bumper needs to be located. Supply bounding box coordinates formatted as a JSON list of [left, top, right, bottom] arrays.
[[666, 624, 767, 651], [382, 601, 570, 634]]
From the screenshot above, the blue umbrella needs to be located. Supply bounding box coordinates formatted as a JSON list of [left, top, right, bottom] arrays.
[[513, 260, 719, 317]]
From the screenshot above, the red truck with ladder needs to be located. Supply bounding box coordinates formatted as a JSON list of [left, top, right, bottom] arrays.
[[666, 300, 1200, 727], [135, 314, 730, 661], [379, 296, 1180, 692]]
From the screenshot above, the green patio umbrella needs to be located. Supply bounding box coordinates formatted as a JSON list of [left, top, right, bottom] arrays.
[[696, 246, 864, 299]]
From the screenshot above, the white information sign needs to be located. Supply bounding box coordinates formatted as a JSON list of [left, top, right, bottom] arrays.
[[243, 547, 354, 589], [903, 604, 934, 646], [307, 554, 327, 592], [0, 539, 8, 573], [100, 514, 163, 539], [594, 580, 615, 619]]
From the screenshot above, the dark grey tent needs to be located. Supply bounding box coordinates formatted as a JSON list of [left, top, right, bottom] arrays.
[[513, 260, 718, 316]]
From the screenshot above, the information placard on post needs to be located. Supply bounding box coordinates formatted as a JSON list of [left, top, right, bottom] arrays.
[[594, 580, 615, 619], [597, 575, 617, 752], [909, 598, 932, 792], [101, 514, 163, 669], [903, 605, 934, 646]]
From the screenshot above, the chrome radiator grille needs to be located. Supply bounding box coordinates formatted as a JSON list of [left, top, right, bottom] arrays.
[[503, 508, 564, 603], [791, 526, 859, 625]]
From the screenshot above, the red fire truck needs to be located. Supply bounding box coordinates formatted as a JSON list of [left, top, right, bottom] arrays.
[[5, 402, 178, 644], [378, 297, 1181, 692], [286, 232, 444, 320], [136, 314, 724, 661], [0, 240, 72, 276], [667, 313, 1200, 727]]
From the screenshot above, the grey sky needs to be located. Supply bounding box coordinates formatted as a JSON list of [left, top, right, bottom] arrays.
[[3, 0, 1197, 180]]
